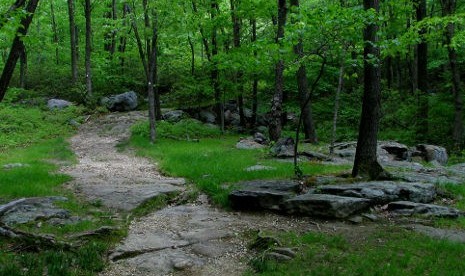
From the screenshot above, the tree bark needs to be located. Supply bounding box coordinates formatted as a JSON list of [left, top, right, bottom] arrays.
[[211, 0, 224, 132], [119, 3, 130, 68], [415, 0, 429, 142], [352, 0, 386, 179], [84, 0, 93, 99], [19, 43, 27, 89], [290, 0, 317, 143], [330, 59, 345, 155], [230, 0, 245, 127], [0, 0, 39, 102], [147, 13, 158, 143], [269, 0, 287, 141], [50, 1, 59, 65], [67, 0, 78, 84], [250, 19, 258, 127], [441, 0, 463, 149]]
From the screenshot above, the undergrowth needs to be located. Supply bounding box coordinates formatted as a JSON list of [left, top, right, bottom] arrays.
[[129, 120, 351, 206]]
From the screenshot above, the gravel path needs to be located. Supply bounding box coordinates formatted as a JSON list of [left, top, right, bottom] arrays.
[[60, 111, 383, 275]]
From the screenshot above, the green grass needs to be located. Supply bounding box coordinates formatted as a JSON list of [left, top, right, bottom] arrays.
[[248, 228, 465, 275], [129, 121, 351, 206]]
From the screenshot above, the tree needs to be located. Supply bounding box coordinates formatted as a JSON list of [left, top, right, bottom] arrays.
[[290, 0, 317, 143], [0, 0, 39, 102], [440, 0, 464, 150], [84, 0, 93, 98], [352, 0, 386, 179], [67, 0, 78, 84], [415, 0, 428, 142], [269, 0, 287, 141]]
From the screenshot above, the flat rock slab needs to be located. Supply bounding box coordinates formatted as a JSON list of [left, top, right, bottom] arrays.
[[316, 181, 436, 204], [388, 201, 462, 218], [282, 193, 371, 218], [1, 197, 69, 225], [75, 181, 184, 211], [396, 171, 463, 185], [406, 224, 465, 243], [104, 204, 254, 276], [229, 180, 303, 211]]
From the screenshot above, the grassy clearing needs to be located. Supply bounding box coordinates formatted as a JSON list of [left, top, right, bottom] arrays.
[[129, 131, 350, 206], [248, 228, 465, 275]]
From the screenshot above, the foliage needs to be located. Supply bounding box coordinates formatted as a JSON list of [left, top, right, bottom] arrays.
[[131, 119, 222, 140], [129, 133, 350, 206]]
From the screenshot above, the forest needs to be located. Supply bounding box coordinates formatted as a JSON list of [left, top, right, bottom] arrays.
[[1, 0, 465, 275]]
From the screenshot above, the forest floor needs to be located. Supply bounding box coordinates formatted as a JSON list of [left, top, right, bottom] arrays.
[[60, 111, 465, 275]]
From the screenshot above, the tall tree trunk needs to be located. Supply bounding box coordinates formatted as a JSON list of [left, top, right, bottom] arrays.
[[352, 0, 386, 179], [290, 0, 317, 143], [188, 35, 195, 75], [19, 43, 27, 89], [211, 0, 224, 132], [67, 0, 78, 84], [269, 0, 287, 141], [119, 3, 130, 68], [84, 0, 92, 98], [415, 0, 429, 142], [330, 59, 345, 155], [147, 14, 158, 143], [441, 0, 463, 149], [0, 0, 39, 102], [50, 1, 59, 65], [230, 0, 245, 127], [250, 19, 258, 127]]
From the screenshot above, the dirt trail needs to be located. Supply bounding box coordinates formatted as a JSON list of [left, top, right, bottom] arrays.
[[62, 111, 351, 275]]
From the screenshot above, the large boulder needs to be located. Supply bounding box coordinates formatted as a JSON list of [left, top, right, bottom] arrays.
[[199, 110, 216, 124], [163, 110, 187, 123], [315, 181, 436, 204], [270, 137, 295, 158], [236, 138, 265, 150], [388, 201, 462, 218], [379, 141, 409, 161], [229, 180, 303, 211], [103, 91, 138, 112], [47, 99, 72, 110], [282, 193, 371, 218], [413, 144, 448, 165]]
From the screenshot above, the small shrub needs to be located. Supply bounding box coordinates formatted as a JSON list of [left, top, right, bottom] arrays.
[[132, 119, 222, 140]]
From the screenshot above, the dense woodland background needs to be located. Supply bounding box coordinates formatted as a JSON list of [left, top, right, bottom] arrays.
[[1, 0, 464, 151]]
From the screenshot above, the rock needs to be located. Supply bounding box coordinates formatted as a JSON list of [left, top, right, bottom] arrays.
[[103, 91, 138, 112], [396, 171, 462, 185], [253, 132, 267, 145], [236, 138, 265, 150], [379, 141, 409, 160], [362, 213, 379, 221], [1, 197, 70, 225], [270, 137, 295, 158], [2, 163, 29, 169], [282, 193, 371, 218], [199, 110, 216, 124], [406, 224, 465, 243], [388, 201, 462, 218], [299, 151, 331, 161], [47, 99, 72, 110], [229, 180, 303, 211], [256, 126, 268, 134], [272, 247, 296, 258], [348, 216, 363, 224], [250, 234, 282, 250], [163, 110, 187, 123], [244, 165, 276, 172], [264, 252, 293, 262], [448, 163, 465, 177], [415, 144, 448, 165], [315, 181, 436, 204], [173, 259, 194, 270]]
